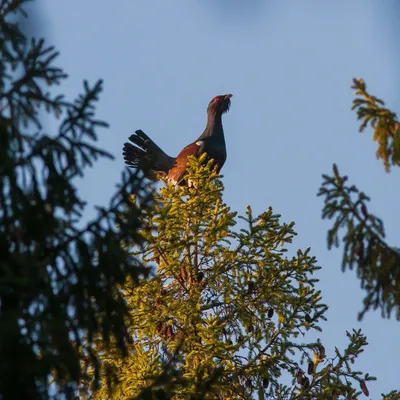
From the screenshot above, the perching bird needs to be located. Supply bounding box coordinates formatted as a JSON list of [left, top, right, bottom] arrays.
[[122, 94, 232, 185]]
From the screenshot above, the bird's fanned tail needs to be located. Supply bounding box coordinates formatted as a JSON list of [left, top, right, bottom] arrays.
[[123, 129, 175, 180]]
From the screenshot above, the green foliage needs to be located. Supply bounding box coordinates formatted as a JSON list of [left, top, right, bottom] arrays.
[[85, 157, 382, 399], [319, 79, 400, 321], [319, 165, 400, 320], [383, 391, 400, 400], [0, 1, 153, 398], [352, 78, 400, 172]]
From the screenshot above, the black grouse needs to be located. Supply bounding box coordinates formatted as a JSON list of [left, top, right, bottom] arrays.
[[122, 94, 232, 185]]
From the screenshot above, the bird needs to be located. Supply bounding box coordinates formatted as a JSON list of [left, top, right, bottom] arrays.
[[122, 94, 232, 185]]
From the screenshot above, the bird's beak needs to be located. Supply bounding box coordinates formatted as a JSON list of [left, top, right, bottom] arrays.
[[224, 94, 233, 100]]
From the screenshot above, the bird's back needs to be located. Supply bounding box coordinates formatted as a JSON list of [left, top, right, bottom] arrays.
[[167, 134, 227, 185]]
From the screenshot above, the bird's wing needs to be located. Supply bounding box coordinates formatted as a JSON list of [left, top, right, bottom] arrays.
[[167, 141, 204, 184]]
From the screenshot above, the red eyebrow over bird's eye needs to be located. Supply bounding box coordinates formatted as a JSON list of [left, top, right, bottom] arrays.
[[213, 96, 220, 102]]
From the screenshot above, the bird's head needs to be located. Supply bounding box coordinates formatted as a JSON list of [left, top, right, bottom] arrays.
[[207, 94, 232, 115]]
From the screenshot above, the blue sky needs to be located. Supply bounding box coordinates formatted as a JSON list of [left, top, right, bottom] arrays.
[[29, 0, 399, 396]]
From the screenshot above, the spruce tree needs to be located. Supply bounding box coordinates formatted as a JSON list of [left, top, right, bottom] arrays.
[[83, 157, 398, 399], [319, 79, 400, 320], [0, 1, 153, 398]]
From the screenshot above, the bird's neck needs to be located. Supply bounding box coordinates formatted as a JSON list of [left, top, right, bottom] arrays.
[[198, 113, 224, 140]]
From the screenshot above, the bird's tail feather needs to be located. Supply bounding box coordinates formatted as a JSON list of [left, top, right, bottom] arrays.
[[123, 130, 174, 180]]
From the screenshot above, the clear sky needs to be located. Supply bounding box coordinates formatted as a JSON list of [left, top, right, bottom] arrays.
[[28, 0, 399, 396]]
